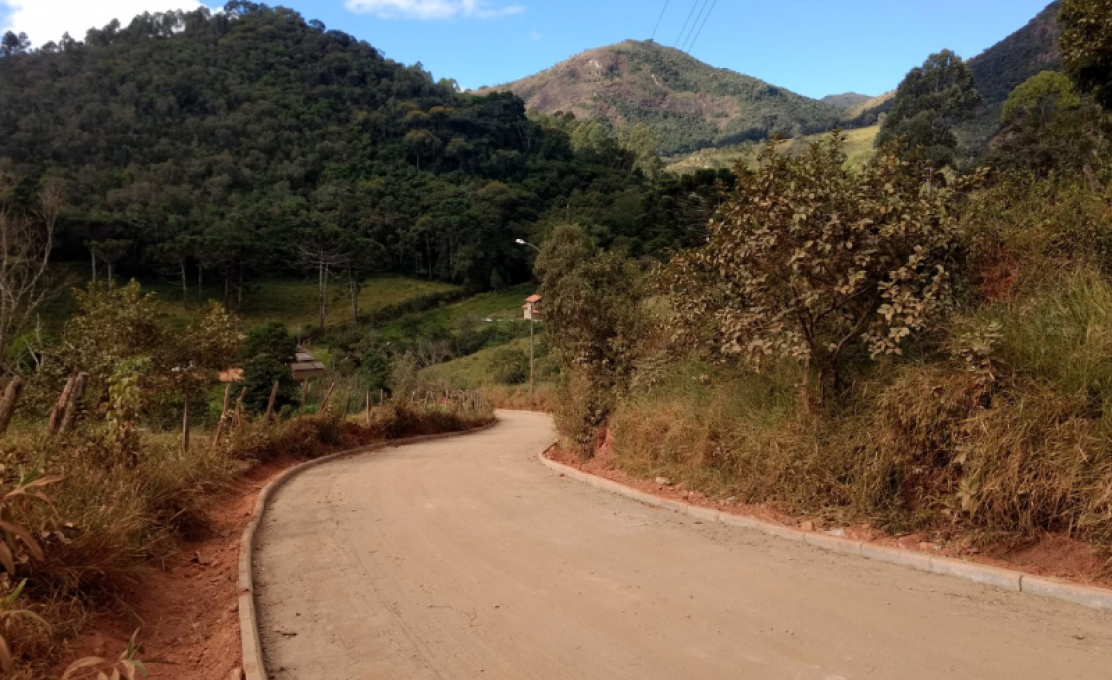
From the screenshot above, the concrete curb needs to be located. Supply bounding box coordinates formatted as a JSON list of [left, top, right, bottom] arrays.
[[239, 422, 498, 680], [538, 453, 1112, 614]]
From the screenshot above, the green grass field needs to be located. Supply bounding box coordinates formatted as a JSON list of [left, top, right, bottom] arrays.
[[665, 125, 880, 175], [371, 283, 538, 342], [420, 336, 535, 388], [38, 270, 458, 334]]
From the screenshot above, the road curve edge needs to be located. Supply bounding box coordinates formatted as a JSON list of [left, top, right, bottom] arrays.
[[537, 452, 1112, 614], [239, 421, 498, 680]]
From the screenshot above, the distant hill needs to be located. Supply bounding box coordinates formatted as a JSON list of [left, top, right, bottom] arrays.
[[961, 1, 1062, 147], [478, 40, 844, 156], [822, 93, 873, 109]]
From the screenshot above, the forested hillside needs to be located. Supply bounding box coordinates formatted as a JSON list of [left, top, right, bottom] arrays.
[[478, 40, 845, 155], [0, 2, 659, 295], [961, 1, 1063, 146]]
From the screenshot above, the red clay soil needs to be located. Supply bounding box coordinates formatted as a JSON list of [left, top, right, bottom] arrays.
[[547, 444, 1112, 589], [56, 455, 303, 680]]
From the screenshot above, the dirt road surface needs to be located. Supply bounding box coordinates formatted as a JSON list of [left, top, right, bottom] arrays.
[[254, 411, 1110, 679]]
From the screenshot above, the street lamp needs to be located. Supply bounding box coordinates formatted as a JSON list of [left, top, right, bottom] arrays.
[[515, 238, 541, 253]]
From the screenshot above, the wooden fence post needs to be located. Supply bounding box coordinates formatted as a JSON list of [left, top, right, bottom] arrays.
[[365, 391, 372, 426], [0, 378, 24, 436], [47, 377, 76, 436], [264, 380, 280, 422], [320, 381, 336, 412], [340, 389, 351, 420], [212, 383, 232, 450], [299, 380, 309, 416], [234, 386, 248, 431], [58, 372, 89, 435]]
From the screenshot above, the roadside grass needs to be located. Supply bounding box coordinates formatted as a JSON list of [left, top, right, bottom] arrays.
[[1, 401, 493, 676], [605, 262, 1112, 552]]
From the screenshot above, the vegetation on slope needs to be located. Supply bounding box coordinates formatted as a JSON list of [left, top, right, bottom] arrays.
[[538, 0, 1112, 557], [960, 1, 1063, 148], [0, 3, 657, 295], [480, 40, 845, 155]]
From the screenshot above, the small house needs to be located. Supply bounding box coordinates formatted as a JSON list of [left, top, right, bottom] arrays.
[[292, 350, 327, 381], [523, 294, 542, 321]]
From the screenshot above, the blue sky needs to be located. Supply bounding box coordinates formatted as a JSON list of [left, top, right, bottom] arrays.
[[2, 0, 1056, 98]]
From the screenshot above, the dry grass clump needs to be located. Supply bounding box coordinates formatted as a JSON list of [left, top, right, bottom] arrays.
[[482, 384, 555, 412]]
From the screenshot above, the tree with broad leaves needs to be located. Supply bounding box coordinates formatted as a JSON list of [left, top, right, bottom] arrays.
[[663, 134, 981, 405]]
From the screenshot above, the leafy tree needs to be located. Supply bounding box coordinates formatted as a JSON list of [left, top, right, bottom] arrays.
[[1001, 71, 1082, 125], [985, 72, 1110, 182], [0, 31, 30, 57], [536, 225, 647, 450], [1059, 0, 1112, 108], [240, 321, 296, 413], [241, 321, 296, 363], [664, 134, 973, 404], [877, 50, 982, 166]]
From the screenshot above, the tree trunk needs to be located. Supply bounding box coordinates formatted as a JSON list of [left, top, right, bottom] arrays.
[[107, 263, 115, 291], [58, 372, 89, 434], [0, 378, 24, 436], [47, 377, 76, 436], [197, 264, 203, 305], [91, 250, 97, 284]]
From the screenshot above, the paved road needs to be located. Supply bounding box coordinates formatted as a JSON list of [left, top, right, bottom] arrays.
[[254, 411, 1111, 679]]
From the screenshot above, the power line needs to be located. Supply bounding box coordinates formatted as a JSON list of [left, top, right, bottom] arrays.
[[681, 0, 711, 52], [650, 0, 671, 42], [673, 0, 702, 48], [684, 0, 718, 53]]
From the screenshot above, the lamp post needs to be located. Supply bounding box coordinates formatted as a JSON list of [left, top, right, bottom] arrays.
[[515, 239, 541, 401]]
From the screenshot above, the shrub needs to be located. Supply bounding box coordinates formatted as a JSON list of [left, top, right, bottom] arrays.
[[487, 347, 529, 385], [663, 134, 974, 404]]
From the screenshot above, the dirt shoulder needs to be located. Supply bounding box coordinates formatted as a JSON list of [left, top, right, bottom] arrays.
[[56, 456, 302, 679], [546, 445, 1112, 589]]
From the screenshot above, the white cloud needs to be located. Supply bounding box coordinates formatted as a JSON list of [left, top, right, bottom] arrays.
[[344, 0, 524, 20], [0, 0, 211, 46]]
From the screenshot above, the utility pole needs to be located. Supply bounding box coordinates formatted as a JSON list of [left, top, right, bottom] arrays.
[[529, 311, 535, 400]]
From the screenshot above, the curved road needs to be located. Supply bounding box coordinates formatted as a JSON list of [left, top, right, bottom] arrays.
[[254, 411, 1110, 679]]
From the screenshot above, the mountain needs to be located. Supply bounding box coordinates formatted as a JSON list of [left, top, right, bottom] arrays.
[[822, 93, 874, 109], [0, 6, 653, 290], [478, 40, 844, 156], [961, 1, 1063, 146]]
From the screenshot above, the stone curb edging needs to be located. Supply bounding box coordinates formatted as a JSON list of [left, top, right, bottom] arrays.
[[238, 422, 498, 680], [538, 453, 1112, 614]]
